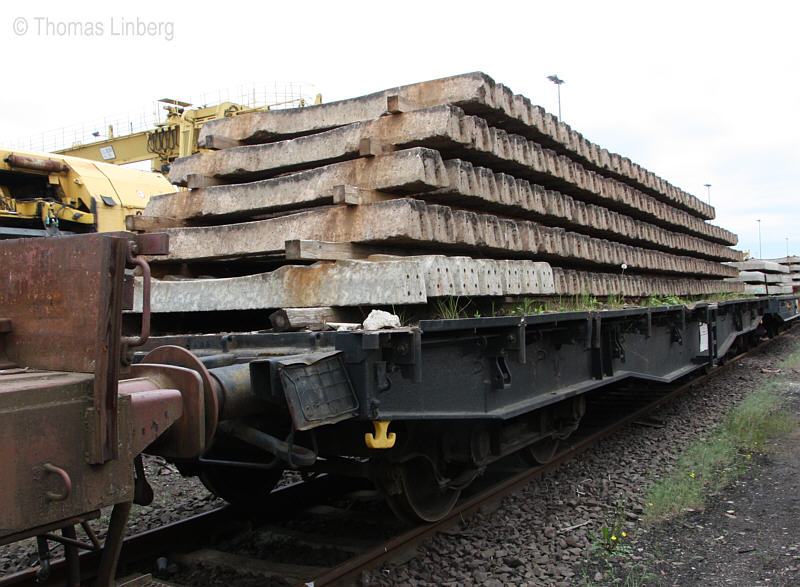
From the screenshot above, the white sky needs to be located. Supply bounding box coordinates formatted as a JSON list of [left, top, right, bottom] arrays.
[[3, 0, 798, 258]]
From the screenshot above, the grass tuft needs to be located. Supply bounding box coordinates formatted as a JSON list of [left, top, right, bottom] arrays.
[[723, 381, 793, 447], [433, 296, 470, 320], [645, 381, 794, 521], [779, 346, 800, 370]]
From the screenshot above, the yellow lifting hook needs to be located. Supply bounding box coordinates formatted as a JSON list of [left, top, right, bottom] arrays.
[[365, 420, 396, 449]]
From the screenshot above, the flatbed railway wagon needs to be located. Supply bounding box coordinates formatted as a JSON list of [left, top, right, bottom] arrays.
[[115, 70, 799, 522], [2, 232, 798, 537], [132, 292, 800, 523]]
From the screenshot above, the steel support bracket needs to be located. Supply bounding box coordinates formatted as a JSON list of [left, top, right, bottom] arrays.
[[385, 329, 423, 383]]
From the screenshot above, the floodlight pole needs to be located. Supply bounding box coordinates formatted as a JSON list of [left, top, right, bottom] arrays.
[[704, 183, 711, 204], [547, 75, 564, 120], [757, 219, 762, 258]]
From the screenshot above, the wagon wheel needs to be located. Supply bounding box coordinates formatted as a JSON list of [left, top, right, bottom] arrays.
[[522, 437, 561, 465], [198, 436, 283, 508], [383, 458, 461, 523]]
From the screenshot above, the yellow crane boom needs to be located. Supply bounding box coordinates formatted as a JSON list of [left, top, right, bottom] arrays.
[[56, 95, 322, 173]]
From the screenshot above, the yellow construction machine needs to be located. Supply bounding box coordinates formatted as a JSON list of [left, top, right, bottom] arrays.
[[0, 149, 174, 238], [56, 95, 322, 173], [3, 90, 321, 237]]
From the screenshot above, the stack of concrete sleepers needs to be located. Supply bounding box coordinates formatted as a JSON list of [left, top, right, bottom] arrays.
[[765, 256, 800, 292], [724, 260, 793, 294], [131, 72, 744, 316]]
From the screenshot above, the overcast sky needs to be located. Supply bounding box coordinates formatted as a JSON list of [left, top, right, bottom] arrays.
[[3, 0, 798, 258]]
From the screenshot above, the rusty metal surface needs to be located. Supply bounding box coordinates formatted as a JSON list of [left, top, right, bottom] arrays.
[[139, 345, 219, 449], [0, 230, 183, 578], [0, 233, 128, 462], [123, 245, 152, 347], [5, 153, 69, 173], [0, 513, 99, 548], [132, 232, 169, 256], [103, 231, 170, 256], [0, 231, 125, 376], [118, 380, 185, 455], [124, 364, 205, 458], [0, 368, 183, 540], [0, 370, 128, 535]]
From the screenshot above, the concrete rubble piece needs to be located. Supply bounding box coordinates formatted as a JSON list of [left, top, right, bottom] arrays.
[[130, 71, 749, 314]]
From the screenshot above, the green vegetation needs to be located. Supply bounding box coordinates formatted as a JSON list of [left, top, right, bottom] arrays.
[[604, 294, 627, 309], [646, 294, 687, 307], [573, 292, 602, 311], [585, 502, 656, 585], [510, 297, 545, 316], [589, 503, 631, 557], [779, 345, 800, 370], [697, 292, 757, 302], [424, 291, 761, 321], [644, 380, 794, 521], [582, 564, 656, 587], [390, 304, 410, 327], [433, 296, 471, 320], [510, 293, 602, 315]]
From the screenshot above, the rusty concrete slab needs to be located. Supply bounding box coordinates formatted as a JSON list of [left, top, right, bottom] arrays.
[[740, 284, 793, 295], [434, 159, 741, 260], [147, 148, 448, 221], [725, 271, 787, 284], [131, 256, 555, 312], [130, 253, 740, 313], [170, 107, 736, 246], [553, 269, 744, 297], [764, 256, 800, 265], [197, 72, 713, 221], [725, 260, 790, 273], [149, 199, 738, 278], [151, 148, 740, 261]]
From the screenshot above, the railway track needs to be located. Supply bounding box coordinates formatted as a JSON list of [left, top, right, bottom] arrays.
[[0, 329, 789, 587]]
